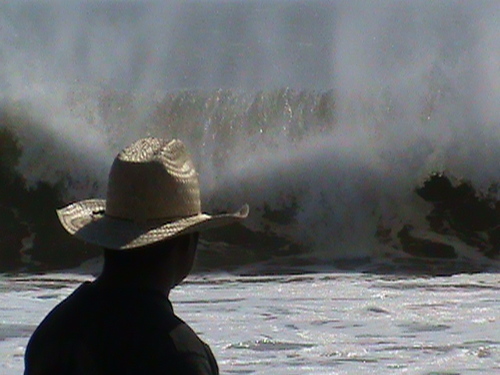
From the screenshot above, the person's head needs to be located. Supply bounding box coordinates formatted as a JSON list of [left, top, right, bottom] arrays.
[[102, 232, 199, 288], [56, 138, 248, 285]]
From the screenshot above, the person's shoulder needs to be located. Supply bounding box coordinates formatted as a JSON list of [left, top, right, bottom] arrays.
[[29, 282, 94, 340], [169, 322, 207, 354], [167, 322, 219, 375], [24, 281, 96, 373], [33, 281, 95, 330]]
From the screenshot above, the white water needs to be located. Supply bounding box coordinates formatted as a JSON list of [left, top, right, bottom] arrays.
[[1, 271, 498, 374]]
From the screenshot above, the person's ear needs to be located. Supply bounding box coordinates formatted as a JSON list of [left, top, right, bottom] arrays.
[[171, 234, 196, 255], [188, 232, 199, 253]]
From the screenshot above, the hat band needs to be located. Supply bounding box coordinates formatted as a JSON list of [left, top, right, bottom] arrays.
[[93, 208, 202, 225]]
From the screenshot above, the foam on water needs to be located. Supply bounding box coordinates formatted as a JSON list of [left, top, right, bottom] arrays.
[[1, 272, 498, 374]]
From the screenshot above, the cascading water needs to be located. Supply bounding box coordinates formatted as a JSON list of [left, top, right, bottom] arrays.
[[0, 1, 499, 273]]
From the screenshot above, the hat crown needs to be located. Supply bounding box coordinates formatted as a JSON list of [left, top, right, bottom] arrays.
[[105, 138, 201, 221]]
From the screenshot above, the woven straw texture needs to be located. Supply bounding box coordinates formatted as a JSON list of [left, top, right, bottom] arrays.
[[57, 138, 248, 249]]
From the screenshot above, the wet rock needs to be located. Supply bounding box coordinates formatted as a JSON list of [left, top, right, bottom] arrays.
[[0, 121, 100, 272], [415, 173, 500, 259], [397, 224, 457, 259]]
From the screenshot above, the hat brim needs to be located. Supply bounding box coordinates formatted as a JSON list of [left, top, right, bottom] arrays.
[[57, 199, 249, 250]]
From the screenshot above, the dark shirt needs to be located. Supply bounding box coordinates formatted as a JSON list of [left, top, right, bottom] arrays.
[[24, 282, 219, 375]]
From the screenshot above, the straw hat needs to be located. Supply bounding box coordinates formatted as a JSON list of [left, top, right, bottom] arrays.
[[57, 138, 248, 250]]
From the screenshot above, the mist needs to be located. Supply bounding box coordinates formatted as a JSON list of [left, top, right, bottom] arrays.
[[0, 1, 337, 92], [1, 0, 498, 200]]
